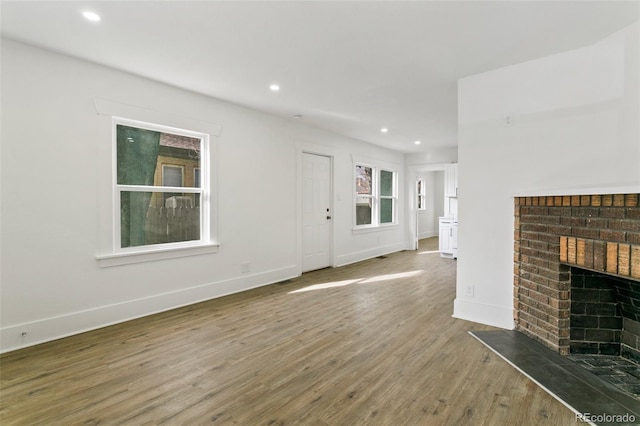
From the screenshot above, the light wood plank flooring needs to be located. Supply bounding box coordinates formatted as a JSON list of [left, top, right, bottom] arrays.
[[0, 238, 576, 425]]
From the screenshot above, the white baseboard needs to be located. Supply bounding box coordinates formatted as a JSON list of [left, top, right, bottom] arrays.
[[1, 265, 298, 353], [452, 298, 515, 330], [335, 242, 406, 267]]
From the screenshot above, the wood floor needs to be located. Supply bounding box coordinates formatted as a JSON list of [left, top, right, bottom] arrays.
[[0, 238, 576, 425]]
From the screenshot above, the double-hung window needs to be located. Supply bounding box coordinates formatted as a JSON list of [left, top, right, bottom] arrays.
[[114, 119, 209, 251], [354, 164, 397, 228]]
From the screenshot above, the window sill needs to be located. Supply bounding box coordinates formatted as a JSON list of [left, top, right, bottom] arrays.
[[352, 224, 399, 235], [96, 243, 219, 267]]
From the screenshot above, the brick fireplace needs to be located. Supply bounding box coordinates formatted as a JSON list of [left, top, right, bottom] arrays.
[[513, 194, 640, 357]]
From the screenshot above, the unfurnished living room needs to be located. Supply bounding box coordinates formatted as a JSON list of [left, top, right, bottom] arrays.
[[1, 1, 639, 425]]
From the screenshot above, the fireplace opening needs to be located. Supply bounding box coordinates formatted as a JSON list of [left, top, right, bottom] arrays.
[[569, 267, 640, 360], [567, 267, 640, 398]]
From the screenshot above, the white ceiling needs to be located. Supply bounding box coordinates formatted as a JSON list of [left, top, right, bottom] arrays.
[[2, 1, 638, 153]]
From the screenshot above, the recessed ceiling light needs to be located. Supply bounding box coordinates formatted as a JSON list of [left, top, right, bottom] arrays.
[[381, 128, 388, 133], [414, 140, 421, 145], [82, 11, 101, 22], [269, 84, 280, 92], [293, 114, 303, 119]]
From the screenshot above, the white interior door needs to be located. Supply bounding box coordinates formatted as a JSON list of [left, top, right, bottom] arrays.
[[302, 153, 332, 272]]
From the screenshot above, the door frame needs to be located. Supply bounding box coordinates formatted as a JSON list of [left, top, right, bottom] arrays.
[[296, 145, 336, 275], [407, 163, 449, 250]]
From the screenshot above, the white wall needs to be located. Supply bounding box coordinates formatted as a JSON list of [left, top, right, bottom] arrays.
[[454, 22, 640, 328], [0, 40, 407, 352], [406, 148, 457, 166]]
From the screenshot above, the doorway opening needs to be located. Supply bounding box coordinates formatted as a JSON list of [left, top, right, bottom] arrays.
[[415, 170, 444, 250]]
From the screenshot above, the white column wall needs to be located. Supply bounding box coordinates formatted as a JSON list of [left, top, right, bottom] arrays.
[[454, 22, 640, 328]]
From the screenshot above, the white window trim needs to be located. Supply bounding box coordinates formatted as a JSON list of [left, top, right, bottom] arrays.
[[353, 162, 399, 231], [95, 243, 220, 267], [94, 99, 220, 267], [112, 117, 211, 254]]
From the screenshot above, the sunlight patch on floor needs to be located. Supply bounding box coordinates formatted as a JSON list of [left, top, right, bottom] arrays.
[[288, 279, 362, 294], [289, 270, 424, 294], [359, 270, 423, 283], [417, 250, 440, 255]]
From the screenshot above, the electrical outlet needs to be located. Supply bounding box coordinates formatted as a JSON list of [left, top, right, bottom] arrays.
[[465, 285, 474, 297], [240, 262, 250, 274]]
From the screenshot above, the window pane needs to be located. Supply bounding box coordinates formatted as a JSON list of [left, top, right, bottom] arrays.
[[380, 170, 393, 196], [117, 125, 161, 185], [120, 191, 200, 248], [117, 124, 201, 188], [356, 165, 372, 195], [356, 197, 372, 225], [380, 198, 393, 223], [157, 132, 201, 188]]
